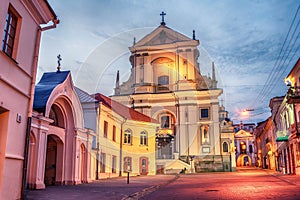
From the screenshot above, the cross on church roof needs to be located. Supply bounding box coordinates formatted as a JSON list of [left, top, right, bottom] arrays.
[[57, 54, 62, 72], [160, 11, 166, 25]]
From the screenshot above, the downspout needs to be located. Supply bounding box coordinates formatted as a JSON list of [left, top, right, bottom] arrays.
[[119, 118, 127, 176], [21, 19, 59, 199]]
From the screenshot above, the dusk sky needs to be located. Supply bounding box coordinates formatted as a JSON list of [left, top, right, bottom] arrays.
[[38, 0, 300, 124]]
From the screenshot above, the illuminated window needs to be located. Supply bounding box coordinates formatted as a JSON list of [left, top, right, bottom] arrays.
[[103, 121, 108, 138], [2, 6, 20, 58], [200, 108, 209, 119], [223, 142, 229, 152], [124, 129, 132, 144], [140, 131, 147, 145], [161, 115, 170, 128], [124, 157, 132, 172]]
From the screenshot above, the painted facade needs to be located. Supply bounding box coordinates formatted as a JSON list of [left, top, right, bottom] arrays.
[[276, 58, 300, 175], [234, 122, 255, 167], [254, 118, 276, 170], [254, 59, 300, 175], [94, 94, 158, 177], [111, 19, 233, 173], [219, 105, 236, 171], [0, 0, 57, 199], [27, 70, 93, 189]]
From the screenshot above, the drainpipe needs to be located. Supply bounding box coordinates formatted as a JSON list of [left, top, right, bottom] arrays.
[[119, 118, 127, 176], [21, 19, 59, 200]]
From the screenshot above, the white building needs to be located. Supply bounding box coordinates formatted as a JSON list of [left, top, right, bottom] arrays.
[[111, 15, 233, 173]]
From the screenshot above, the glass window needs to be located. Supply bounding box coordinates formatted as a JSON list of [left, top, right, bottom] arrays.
[[158, 75, 169, 85], [112, 125, 116, 142], [2, 7, 19, 57], [100, 153, 106, 173], [124, 129, 132, 144], [223, 142, 229, 152], [103, 121, 108, 138], [249, 145, 253, 153], [200, 108, 209, 119], [140, 131, 147, 145], [112, 155, 117, 173], [161, 115, 170, 128]]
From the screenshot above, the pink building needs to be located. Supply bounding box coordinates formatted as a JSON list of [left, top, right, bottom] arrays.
[[0, 0, 57, 199], [28, 69, 93, 189]]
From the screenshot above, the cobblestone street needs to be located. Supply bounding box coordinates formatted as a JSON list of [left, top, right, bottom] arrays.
[[27, 167, 300, 200]]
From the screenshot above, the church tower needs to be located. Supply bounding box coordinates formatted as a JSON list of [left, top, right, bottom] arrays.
[[112, 13, 225, 173]]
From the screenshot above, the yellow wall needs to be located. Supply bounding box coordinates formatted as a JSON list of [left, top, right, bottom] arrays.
[[97, 103, 158, 178]]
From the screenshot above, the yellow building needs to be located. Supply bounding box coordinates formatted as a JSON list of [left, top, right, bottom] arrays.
[[94, 93, 159, 177]]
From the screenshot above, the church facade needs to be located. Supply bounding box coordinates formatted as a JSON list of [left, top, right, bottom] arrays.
[[111, 16, 234, 173]]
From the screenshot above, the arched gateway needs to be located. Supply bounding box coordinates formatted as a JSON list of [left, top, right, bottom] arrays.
[[27, 70, 93, 189]]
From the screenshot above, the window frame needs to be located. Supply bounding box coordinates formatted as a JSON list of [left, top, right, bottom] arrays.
[[100, 152, 106, 173], [160, 114, 171, 129], [2, 5, 21, 59], [223, 142, 229, 153], [200, 108, 210, 119], [103, 121, 108, 138], [158, 75, 169, 85], [140, 131, 148, 146], [124, 129, 132, 144], [112, 125, 116, 142], [112, 155, 117, 173]]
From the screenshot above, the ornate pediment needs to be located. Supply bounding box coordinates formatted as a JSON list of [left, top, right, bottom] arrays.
[[133, 25, 195, 48], [234, 130, 253, 138]]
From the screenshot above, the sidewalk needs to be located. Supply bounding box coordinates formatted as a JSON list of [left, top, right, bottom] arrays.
[[27, 175, 178, 200], [263, 168, 300, 186]]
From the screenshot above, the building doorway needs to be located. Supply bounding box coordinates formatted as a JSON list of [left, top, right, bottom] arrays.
[[140, 157, 148, 175], [156, 135, 174, 159], [44, 135, 63, 186]]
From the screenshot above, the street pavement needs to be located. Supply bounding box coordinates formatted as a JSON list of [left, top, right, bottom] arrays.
[[27, 167, 300, 200]]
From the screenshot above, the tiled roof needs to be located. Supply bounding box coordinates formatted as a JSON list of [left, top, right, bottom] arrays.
[[33, 71, 70, 112], [75, 87, 98, 103], [95, 93, 159, 124]]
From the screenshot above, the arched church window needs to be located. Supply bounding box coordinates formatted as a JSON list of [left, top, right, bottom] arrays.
[[158, 75, 169, 85], [223, 142, 229, 152]]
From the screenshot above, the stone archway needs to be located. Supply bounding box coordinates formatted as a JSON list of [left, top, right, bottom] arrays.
[[44, 134, 63, 186], [237, 154, 252, 167]]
